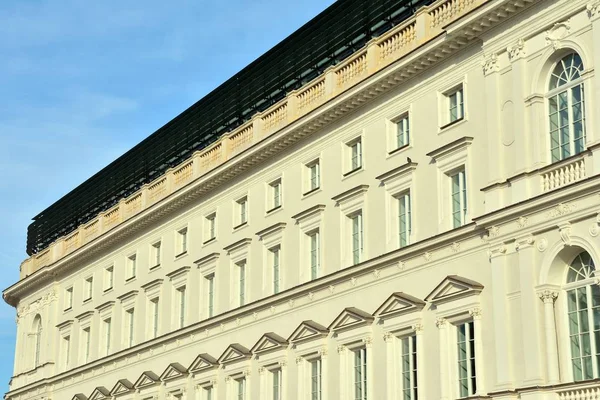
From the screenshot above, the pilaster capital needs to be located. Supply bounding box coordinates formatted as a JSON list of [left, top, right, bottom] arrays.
[[362, 336, 373, 348], [412, 322, 425, 333], [469, 307, 482, 320], [295, 356, 304, 365], [515, 235, 535, 251], [482, 53, 499, 75], [507, 39, 526, 61], [318, 347, 328, 359], [488, 244, 507, 259], [436, 317, 447, 329], [337, 344, 347, 354], [588, 1, 600, 21], [383, 331, 394, 343], [278, 360, 287, 369], [538, 290, 559, 304], [258, 366, 266, 374]]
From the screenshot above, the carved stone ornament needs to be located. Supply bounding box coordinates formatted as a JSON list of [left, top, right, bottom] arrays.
[[288, 299, 295, 308], [295, 356, 304, 365], [236, 318, 241, 326], [318, 347, 328, 358], [351, 277, 358, 287], [436, 317, 447, 329], [16, 289, 58, 321], [412, 323, 424, 333], [423, 252, 432, 262], [220, 323, 225, 332], [469, 307, 482, 319], [398, 261, 407, 271], [481, 53, 499, 75], [488, 245, 507, 259], [372, 269, 381, 279], [507, 39, 526, 61], [205, 329, 210, 337], [547, 203, 576, 219], [515, 235, 535, 251], [308, 292, 315, 301], [252, 312, 258, 320], [537, 238, 548, 252], [589, 213, 600, 237], [337, 345, 347, 354], [539, 290, 559, 304], [517, 216, 528, 228], [383, 331, 394, 343], [328, 285, 335, 294], [450, 242, 461, 253], [545, 20, 571, 50], [559, 223, 572, 246], [270, 306, 276, 315], [489, 226, 501, 237], [362, 336, 373, 348], [258, 366, 266, 374], [587, 1, 600, 20]]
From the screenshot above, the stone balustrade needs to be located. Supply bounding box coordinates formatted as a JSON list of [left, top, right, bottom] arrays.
[[558, 384, 600, 400], [18, 0, 490, 279], [541, 157, 586, 193]]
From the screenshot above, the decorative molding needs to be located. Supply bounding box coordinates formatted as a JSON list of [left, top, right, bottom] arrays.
[[350, 277, 358, 287], [362, 336, 373, 348], [295, 356, 304, 365], [545, 19, 571, 50], [337, 345, 347, 354], [481, 53, 499, 75], [318, 347, 328, 358], [383, 331, 394, 343], [17, 289, 57, 320], [412, 323, 424, 333], [588, 1, 600, 21], [589, 213, 600, 237], [516, 216, 528, 228], [538, 290, 559, 304], [373, 292, 426, 319], [547, 203, 576, 219], [308, 292, 315, 301], [328, 307, 374, 333], [507, 38, 525, 61], [398, 261, 407, 271], [372, 269, 381, 279], [515, 235, 535, 251], [436, 318, 447, 329], [488, 245, 507, 258], [423, 252, 432, 262], [425, 275, 484, 305], [489, 226, 500, 237], [450, 242, 460, 253], [287, 320, 328, 344], [559, 223, 572, 246], [537, 238, 548, 252], [469, 307, 482, 319], [328, 285, 335, 294]]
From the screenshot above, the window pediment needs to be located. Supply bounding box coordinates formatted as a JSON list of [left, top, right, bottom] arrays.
[[217, 343, 251, 365], [166, 266, 191, 281], [56, 319, 73, 330], [194, 252, 220, 268], [72, 394, 87, 400], [141, 279, 163, 292], [75, 310, 94, 322], [426, 136, 473, 167], [95, 300, 115, 313], [88, 386, 110, 400], [425, 275, 483, 305], [133, 371, 160, 389], [376, 162, 417, 186], [189, 353, 218, 373], [159, 362, 188, 382], [117, 290, 139, 303], [287, 320, 329, 344], [251, 332, 288, 355], [110, 379, 134, 397], [256, 222, 287, 240], [331, 185, 369, 206], [373, 292, 426, 319], [328, 307, 374, 333]]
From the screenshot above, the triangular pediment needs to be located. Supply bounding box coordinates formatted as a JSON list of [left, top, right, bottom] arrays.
[[189, 353, 218, 373], [72, 395, 87, 400], [373, 293, 426, 319], [217, 343, 251, 365], [251, 332, 288, 355], [110, 379, 134, 397], [425, 275, 483, 305], [160, 362, 188, 382], [328, 307, 374, 333], [133, 371, 160, 389], [287, 320, 328, 344], [88, 387, 110, 400]]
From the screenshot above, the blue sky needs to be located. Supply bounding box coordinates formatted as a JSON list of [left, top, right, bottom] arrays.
[[0, 0, 335, 392]]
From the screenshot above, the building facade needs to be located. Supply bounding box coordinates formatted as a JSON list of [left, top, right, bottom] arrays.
[[5, 0, 600, 399]]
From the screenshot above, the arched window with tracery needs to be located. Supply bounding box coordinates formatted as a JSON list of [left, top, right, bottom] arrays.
[[548, 52, 586, 163], [32, 315, 42, 368], [565, 251, 599, 380]]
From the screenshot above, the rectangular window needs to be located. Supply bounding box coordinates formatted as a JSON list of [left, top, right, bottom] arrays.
[[237, 378, 246, 400], [354, 348, 368, 400], [65, 287, 73, 310], [396, 115, 410, 149], [63, 335, 71, 369], [104, 318, 112, 356], [177, 228, 188, 255], [272, 247, 281, 294], [151, 298, 159, 338], [206, 274, 215, 318], [351, 213, 364, 265], [237, 197, 248, 226], [308, 161, 320, 192], [206, 213, 217, 241], [457, 321, 476, 398], [349, 139, 363, 171], [398, 193, 411, 248], [448, 87, 464, 123], [84, 276, 93, 301], [127, 254, 137, 280], [151, 241, 162, 267], [451, 169, 467, 229], [204, 386, 214, 400], [127, 308, 135, 347], [104, 266, 114, 291], [311, 359, 322, 400], [309, 231, 320, 281], [401, 335, 418, 400], [238, 261, 246, 306], [270, 180, 282, 210], [83, 327, 91, 363], [178, 286, 186, 328], [272, 368, 282, 400]]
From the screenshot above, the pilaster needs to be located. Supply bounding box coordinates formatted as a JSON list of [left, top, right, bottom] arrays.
[[538, 289, 560, 384]]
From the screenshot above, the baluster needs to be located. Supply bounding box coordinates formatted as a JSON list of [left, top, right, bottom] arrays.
[[559, 168, 565, 187]]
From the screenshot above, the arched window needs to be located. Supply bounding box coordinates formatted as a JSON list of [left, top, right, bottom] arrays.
[[548, 52, 586, 162], [32, 315, 42, 367], [565, 252, 599, 380]]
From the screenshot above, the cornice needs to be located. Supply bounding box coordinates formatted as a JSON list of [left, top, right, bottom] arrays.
[[426, 136, 474, 161], [291, 204, 326, 223], [193, 252, 220, 267], [117, 290, 139, 302], [74, 310, 94, 321], [375, 162, 418, 183], [166, 266, 191, 280], [95, 301, 115, 312], [223, 238, 252, 255], [141, 279, 164, 291], [55, 319, 73, 330], [331, 185, 369, 205], [255, 223, 287, 240]]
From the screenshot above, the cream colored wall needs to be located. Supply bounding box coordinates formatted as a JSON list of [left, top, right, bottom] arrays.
[[7, 0, 600, 399]]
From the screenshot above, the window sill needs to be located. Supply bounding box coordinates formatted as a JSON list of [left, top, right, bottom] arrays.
[[303, 187, 321, 198], [343, 166, 363, 178], [149, 263, 161, 271], [387, 143, 410, 157], [125, 276, 136, 284], [233, 221, 248, 231], [103, 287, 113, 295], [266, 205, 282, 215], [82, 297, 92, 304], [203, 237, 216, 246], [175, 251, 188, 260], [439, 116, 465, 132], [63, 307, 72, 313]]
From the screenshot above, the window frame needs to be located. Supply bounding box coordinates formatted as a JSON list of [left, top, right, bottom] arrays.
[[176, 226, 189, 257], [126, 253, 137, 281]]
